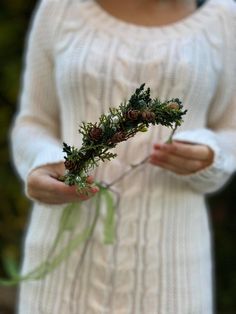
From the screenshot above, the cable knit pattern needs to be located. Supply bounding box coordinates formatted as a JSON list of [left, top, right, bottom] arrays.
[[10, 0, 236, 313]]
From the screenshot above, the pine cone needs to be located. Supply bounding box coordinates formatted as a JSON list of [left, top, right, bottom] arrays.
[[126, 110, 140, 120], [64, 160, 81, 172], [141, 110, 155, 122], [89, 126, 103, 141], [110, 131, 126, 144], [166, 102, 180, 110]]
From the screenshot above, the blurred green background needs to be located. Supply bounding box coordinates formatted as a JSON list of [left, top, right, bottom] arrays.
[[0, 0, 235, 313]]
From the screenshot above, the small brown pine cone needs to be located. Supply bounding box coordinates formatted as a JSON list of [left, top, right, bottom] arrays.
[[89, 126, 103, 141], [166, 102, 180, 110], [111, 131, 126, 144], [64, 160, 78, 172], [126, 110, 140, 120], [64, 160, 80, 172], [141, 110, 155, 122]]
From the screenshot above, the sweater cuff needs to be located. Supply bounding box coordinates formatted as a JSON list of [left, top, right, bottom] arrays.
[[27, 147, 65, 177], [169, 129, 235, 194]]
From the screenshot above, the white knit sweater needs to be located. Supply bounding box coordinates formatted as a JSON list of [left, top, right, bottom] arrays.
[[10, 0, 236, 313]]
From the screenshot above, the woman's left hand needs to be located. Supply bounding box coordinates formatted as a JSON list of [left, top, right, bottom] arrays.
[[149, 141, 214, 175]]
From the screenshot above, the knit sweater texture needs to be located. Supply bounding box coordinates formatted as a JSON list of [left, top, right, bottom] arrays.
[[10, 0, 236, 313]]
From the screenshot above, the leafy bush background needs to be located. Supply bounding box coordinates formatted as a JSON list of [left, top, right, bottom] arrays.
[[0, 0, 235, 313]]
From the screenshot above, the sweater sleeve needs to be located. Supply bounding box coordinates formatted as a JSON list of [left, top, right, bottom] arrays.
[[9, 0, 65, 187], [169, 1, 236, 194]]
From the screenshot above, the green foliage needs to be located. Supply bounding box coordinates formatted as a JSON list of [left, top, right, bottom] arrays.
[[0, 0, 36, 278], [62, 84, 187, 188]]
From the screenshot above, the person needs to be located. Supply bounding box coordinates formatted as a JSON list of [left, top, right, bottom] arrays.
[[10, 0, 236, 313]]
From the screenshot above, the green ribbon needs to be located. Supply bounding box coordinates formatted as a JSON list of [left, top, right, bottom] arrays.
[[0, 185, 116, 286], [100, 186, 116, 244]]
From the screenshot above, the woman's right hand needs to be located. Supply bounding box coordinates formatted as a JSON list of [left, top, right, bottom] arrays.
[[27, 162, 99, 205]]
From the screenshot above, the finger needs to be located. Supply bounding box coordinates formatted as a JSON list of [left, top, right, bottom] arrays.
[[58, 183, 99, 201], [154, 141, 213, 161], [30, 174, 77, 203], [150, 150, 209, 173], [75, 185, 99, 197], [30, 176, 87, 203], [45, 183, 99, 204], [149, 157, 189, 175], [27, 178, 70, 204], [86, 176, 94, 185], [27, 170, 59, 197]]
